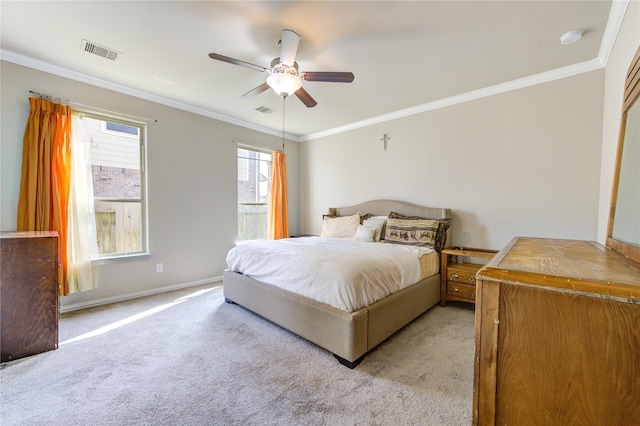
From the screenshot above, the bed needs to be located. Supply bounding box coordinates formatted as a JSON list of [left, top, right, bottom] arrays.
[[223, 200, 452, 368]]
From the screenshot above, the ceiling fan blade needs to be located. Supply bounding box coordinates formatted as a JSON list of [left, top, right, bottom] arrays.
[[301, 72, 355, 83], [294, 87, 317, 108], [279, 29, 300, 67], [241, 82, 271, 99], [208, 52, 268, 73]]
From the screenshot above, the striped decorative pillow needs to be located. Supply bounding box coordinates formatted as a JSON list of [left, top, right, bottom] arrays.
[[384, 212, 451, 251], [384, 217, 439, 247]]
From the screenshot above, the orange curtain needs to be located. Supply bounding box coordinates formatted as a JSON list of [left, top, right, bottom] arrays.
[[268, 151, 289, 240], [17, 98, 72, 295]]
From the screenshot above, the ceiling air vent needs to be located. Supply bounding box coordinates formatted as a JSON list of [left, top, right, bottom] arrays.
[[255, 105, 276, 114], [81, 39, 119, 61]]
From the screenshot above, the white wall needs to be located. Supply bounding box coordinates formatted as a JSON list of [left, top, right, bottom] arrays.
[[597, 0, 640, 243], [299, 70, 605, 250], [1, 2, 637, 307], [298, 3, 640, 252], [0, 61, 299, 308]]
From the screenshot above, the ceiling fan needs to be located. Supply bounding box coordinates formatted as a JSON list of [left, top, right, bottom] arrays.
[[208, 29, 354, 108]]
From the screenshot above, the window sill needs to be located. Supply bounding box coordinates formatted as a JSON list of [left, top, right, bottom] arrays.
[[92, 252, 152, 265]]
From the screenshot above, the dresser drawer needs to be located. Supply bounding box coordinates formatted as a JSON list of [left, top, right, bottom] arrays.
[[447, 263, 479, 285]]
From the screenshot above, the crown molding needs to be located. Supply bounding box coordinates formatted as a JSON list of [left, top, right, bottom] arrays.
[[0, 49, 301, 142], [300, 58, 605, 142], [300, 0, 629, 142], [598, 0, 630, 67], [1, 0, 627, 144]]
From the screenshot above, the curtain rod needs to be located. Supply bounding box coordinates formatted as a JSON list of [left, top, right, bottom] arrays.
[[29, 90, 158, 123], [233, 140, 282, 153]]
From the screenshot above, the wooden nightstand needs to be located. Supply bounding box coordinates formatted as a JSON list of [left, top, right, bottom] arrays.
[[440, 247, 497, 306]]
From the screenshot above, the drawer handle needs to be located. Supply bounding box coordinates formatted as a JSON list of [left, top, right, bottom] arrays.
[[453, 274, 459, 278], [454, 288, 459, 292]]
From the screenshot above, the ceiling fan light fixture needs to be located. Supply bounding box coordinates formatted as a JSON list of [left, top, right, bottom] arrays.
[[267, 73, 302, 97]]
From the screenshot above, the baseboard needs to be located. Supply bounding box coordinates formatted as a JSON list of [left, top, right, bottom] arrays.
[[60, 276, 223, 313]]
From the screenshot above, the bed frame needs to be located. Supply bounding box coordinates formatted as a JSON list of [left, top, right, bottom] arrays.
[[223, 200, 452, 368]]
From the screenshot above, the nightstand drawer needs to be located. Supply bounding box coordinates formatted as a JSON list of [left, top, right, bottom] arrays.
[[447, 282, 476, 301], [440, 247, 498, 307], [447, 264, 479, 285]]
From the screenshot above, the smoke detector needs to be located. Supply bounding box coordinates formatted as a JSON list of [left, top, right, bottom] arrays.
[[560, 30, 583, 46]]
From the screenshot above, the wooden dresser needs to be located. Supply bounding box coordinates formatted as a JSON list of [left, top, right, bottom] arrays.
[[1, 231, 59, 362], [473, 237, 640, 425]]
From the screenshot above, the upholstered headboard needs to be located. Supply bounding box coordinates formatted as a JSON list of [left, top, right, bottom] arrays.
[[330, 199, 452, 247]]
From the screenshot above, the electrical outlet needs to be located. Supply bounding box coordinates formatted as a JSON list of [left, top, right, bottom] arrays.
[[156, 263, 163, 273]]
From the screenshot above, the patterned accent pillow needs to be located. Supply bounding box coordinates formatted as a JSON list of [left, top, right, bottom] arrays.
[[323, 213, 374, 224], [384, 217, 439, 247], [359, 213, 374, 224], [434, 218, 451, 252], [385, 212, 450, 251]]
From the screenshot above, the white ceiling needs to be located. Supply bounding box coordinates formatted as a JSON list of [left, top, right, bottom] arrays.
[[0, 1, 622, 141]]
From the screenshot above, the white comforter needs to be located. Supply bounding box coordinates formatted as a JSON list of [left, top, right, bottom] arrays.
[[225, 237, 434, 312]]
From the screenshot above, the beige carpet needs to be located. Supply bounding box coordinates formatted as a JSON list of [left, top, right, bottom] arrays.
[[1, 283, 475, 425]]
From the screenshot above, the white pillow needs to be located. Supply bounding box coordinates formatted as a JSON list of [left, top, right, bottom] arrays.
[[320, 212, 360, 238], [353, 224, 375, 242], [363, 216, 387, 242]]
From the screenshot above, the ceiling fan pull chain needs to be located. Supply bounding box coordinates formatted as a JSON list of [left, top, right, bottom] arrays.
[[281, 95, 286, 152]]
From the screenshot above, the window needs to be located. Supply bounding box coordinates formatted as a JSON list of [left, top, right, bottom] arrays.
[[104, 121, 140, 136], [237, 147, 271, 241], [84, 115, 147, 258]]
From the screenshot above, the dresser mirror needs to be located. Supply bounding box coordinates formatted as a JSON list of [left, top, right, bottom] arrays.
[[607, 45, 640, 264]]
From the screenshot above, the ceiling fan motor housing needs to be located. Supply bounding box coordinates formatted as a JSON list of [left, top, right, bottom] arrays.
[[270, 58, 299, 76]]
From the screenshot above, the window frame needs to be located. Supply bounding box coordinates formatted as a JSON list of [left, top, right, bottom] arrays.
[[236, 145, 272, 242], [79, 111, 149, 261]]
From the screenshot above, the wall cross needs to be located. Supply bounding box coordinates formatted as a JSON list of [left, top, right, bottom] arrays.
[[381, 133, 390, 151]]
